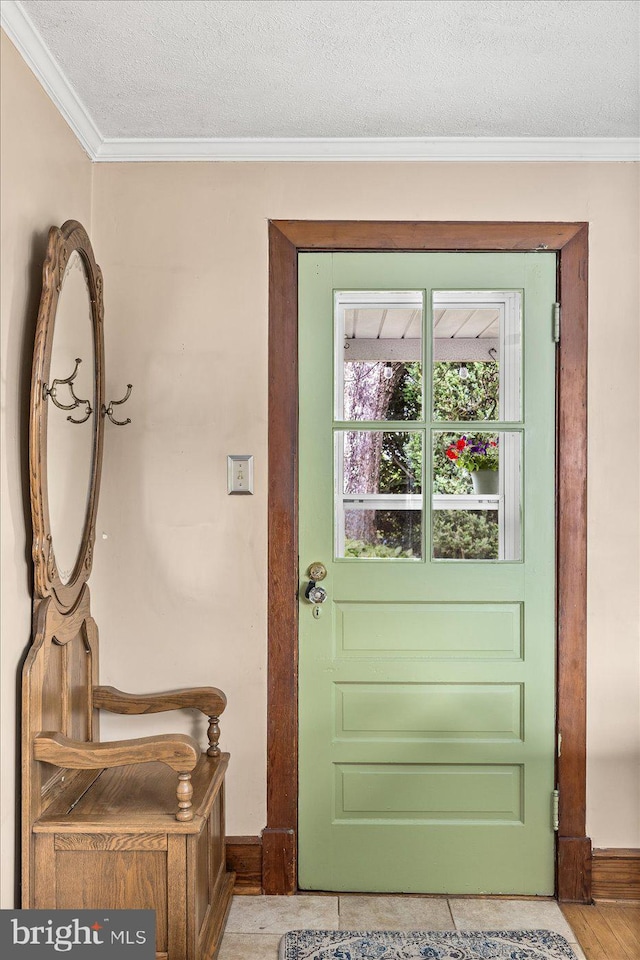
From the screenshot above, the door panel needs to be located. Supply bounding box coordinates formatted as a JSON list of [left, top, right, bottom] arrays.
[[335, 763, 524, 822], [298, 252, 556, 893], [334, 601, 523, 659], [335, 682, 524, 741]]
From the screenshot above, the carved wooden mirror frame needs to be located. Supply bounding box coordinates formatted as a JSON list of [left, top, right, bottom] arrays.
[[30, 220, 105, 611]]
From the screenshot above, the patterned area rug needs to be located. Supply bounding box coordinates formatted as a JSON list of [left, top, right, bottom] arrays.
[[279, 929, 578, 959]]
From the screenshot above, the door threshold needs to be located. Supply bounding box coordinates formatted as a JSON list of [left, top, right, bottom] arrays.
[[298, 891, 558, 901]]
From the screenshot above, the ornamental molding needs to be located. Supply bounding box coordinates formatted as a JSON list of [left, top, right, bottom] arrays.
[[3, 1, 639, 164]]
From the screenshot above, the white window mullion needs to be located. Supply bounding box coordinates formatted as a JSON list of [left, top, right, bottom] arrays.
[[500, 293, 522, 561], [335, 434, 346, 557]]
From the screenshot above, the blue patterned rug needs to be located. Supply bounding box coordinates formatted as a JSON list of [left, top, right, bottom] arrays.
[[279, 929, 578, 959]]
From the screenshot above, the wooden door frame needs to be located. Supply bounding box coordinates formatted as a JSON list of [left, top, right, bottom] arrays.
[[266, 220, 590, 901]]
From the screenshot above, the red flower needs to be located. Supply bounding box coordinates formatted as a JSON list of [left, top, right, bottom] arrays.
[[456, 438, 466, 450], [489, 441, 497, 447], [446, 449, 458, 460]]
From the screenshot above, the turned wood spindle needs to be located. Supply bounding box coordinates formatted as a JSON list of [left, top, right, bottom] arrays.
[[176, 772, 194, 821], [207, 715, 221, 757]]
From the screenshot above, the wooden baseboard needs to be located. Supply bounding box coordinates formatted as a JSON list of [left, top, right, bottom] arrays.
[[227, 828, 295, 895], [557, 836, 592, 903], [227, 836, 640, 901], [262, 827, 296, 895], [226, 836, 263, 894], [592, 848, 640, 900]]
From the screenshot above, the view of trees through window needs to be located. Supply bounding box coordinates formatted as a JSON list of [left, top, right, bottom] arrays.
[[342, 359, 500, 559], [432, 361, 500, 559]]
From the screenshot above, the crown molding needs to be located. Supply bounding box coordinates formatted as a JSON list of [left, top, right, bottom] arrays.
[[1, 0, 102, 158], [95, 136, 640, 163], [2, 1, 638, 164]]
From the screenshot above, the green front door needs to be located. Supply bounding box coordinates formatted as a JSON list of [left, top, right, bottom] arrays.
[[298, 252, 557, 894]]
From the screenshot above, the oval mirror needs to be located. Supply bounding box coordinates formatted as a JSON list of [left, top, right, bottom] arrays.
[[46, 251, 96, 584], [31, 221, 105, 608]]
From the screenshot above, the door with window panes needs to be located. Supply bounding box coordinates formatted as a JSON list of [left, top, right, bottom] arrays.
[[298, 253, 557, 893]]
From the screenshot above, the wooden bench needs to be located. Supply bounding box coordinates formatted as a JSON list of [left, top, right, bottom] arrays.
[[23, 221, 234, 960], [23, 591, 234, 959]]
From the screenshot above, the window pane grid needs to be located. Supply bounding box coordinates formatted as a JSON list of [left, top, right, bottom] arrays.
[[332, 289, 525, 562], [335, 429, 423, 560]]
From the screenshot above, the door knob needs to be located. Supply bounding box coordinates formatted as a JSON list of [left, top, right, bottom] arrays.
[[305, 582, 327, 604], [304, 562, 328, 604]]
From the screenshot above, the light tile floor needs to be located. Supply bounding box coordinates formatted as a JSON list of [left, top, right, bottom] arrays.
[[220, 895, 587, 959]]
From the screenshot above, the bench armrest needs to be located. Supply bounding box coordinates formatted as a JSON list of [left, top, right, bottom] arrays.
[[33, 732, 200, 822], [93, 685, 226, 718], [34, 731, 199, 772], [92, 685, 226, 758]]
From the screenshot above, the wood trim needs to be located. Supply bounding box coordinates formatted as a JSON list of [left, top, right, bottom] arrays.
[[262, 827, 295, 897], [592, 849, 640, 900], [555, 224, 591, 902], [226, 836, 263, 894], [558, 837, 592, 904], [271, 220, 585, 252], [265, 223, 299, 895], [556, 227, 589, 840], [267, 220, 589, 900]]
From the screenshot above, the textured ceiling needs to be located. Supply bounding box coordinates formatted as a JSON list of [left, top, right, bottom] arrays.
[[18, 0, 640, 140]]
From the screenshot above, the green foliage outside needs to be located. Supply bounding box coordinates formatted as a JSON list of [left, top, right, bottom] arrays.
[[345, 360, 500, 559], [434, 360, 499, 423], [432, 361, 499, 558], [344, 539, 414, 559], [432, 510, 499, 560]]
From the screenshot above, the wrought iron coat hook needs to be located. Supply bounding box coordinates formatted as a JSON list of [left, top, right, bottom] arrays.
[[102, 384, 133, 426], [43, 357, 92, 424]]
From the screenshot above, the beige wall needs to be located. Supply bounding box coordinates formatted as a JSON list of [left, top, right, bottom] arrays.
[[0, 32, 93, 906], [91, 160, 639, 849], [2, 27, 639, 908]]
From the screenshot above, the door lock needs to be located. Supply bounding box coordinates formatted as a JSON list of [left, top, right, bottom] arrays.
[[308, 562, 327, 582]]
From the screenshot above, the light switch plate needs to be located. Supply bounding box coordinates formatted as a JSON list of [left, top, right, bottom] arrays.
[[227, 455, 253, 494]]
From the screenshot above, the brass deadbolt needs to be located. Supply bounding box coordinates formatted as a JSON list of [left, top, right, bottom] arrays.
[[308, 562, 327, 582]]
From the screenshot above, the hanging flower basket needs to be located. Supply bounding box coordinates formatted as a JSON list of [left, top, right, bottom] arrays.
[[446, 436, 499, 494], [471, 469, 499, 495]]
